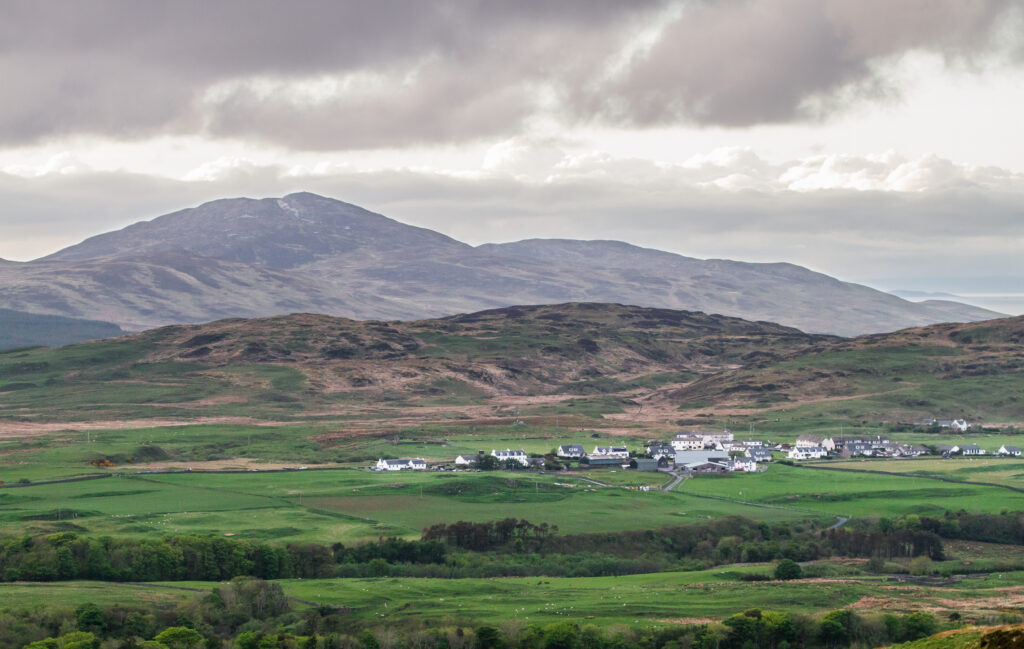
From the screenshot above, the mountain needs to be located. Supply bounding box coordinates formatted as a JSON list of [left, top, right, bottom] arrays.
[[0, 192, 1005, 335], [0, 308, 124, 349]]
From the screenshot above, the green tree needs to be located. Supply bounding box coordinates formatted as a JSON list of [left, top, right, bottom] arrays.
[[542, 623, 579, 649], [154, 627, 204, 649], [75, 603, 106, 634], [367, 558, 389, 577], [774, 559, 802, 580], [902, 612, 937, 641], [475, 626, 504, 649]]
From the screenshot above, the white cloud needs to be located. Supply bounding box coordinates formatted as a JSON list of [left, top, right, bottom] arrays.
[[3, 152, 93, 178]]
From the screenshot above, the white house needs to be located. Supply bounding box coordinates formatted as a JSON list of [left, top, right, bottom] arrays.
[[455, 454, 479, 466], [999, 445, 1022, 457], [557, 444, 585, 459], [647, 443, 676, 460], [960, 444, 986, 456], [939, 419, 971, 432], [746, 448, 773, 462], [701, 431, 734, 446], [728, 458, 758, 472], [492, 448, 530, 465], [788, 446, 827, 460], [796, 435, 835, 451], [593, 445, 629, 459], [671, 434, 705, 451], [376, 458, 427, 471]]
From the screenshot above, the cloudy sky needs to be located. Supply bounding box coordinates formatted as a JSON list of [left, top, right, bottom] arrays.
[[2, 0, 1023, 313]]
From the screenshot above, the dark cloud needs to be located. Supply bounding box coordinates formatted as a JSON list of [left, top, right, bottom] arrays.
[[587, 0, 1021, 126], [0, 1, 659, 147], [0, 0, 1020, 147]]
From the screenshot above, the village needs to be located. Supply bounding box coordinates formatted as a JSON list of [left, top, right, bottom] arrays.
[[374, 418, 1020, 473]]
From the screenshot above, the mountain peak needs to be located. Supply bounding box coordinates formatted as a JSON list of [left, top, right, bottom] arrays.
[[40, 192, 468, 269]]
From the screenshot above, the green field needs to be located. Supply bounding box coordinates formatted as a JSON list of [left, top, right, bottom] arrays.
[[8, 459, 1024, 545], [678, 463, 1024, 518], [3, 566, 1024, 629], [824, 457, 1024, 489], [0, 468, 821, 543], [40, 567, 1010, 628], [0, 581, 195, 609]]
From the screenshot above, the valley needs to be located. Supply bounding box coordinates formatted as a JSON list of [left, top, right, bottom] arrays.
[[0, 302, 1022, 649]]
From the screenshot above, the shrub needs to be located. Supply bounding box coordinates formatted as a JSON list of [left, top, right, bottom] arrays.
[[774, 559, 802, 580]]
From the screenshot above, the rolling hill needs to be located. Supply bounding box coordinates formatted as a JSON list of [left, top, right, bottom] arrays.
[[0, 192, 1002, 335], [659, 314, 1024, 422], [0, 304, 1019, 432], [0, 303, 828, 424]]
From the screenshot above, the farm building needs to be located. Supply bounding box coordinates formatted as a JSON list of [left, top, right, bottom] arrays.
[[630, 458, 660, 472], [455, 454, 479, 466], [673, 450, 725, 469], [582, 455, 626, 466]]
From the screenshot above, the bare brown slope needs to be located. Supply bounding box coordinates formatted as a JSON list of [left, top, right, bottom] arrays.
[[132, 302, 828, 399]]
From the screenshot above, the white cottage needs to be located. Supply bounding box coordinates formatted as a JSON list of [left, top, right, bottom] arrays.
[[376, 458, 427, 471], [492, 448, 530, 466]]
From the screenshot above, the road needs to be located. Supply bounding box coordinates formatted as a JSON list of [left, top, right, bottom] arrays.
[[661, 470, 685, 492]]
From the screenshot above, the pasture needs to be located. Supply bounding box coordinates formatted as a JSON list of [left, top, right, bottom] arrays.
[[825, 457, 1024, 488], [0, 467, 815, 544], [149, 568, 1024, 628], [8, 457, 1024, 543], [677, 463, 1024, 518]]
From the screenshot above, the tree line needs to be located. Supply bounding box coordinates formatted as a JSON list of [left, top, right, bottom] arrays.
[[0, 516, 948, 583]]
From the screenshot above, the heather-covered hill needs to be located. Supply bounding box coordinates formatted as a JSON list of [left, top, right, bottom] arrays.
[[663, 316, 1024, 422]]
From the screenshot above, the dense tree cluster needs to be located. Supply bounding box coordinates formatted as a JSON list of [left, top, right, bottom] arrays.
[[0, 534, 445, 582], [917, 512, 1024, 545], [422, 519, 557, 552]]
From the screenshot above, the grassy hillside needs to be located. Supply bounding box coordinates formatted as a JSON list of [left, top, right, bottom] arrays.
[[665, 316, 1024, 423]]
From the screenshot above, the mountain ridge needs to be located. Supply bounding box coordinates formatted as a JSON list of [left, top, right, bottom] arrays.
[[0, 192, 1004, 335]]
